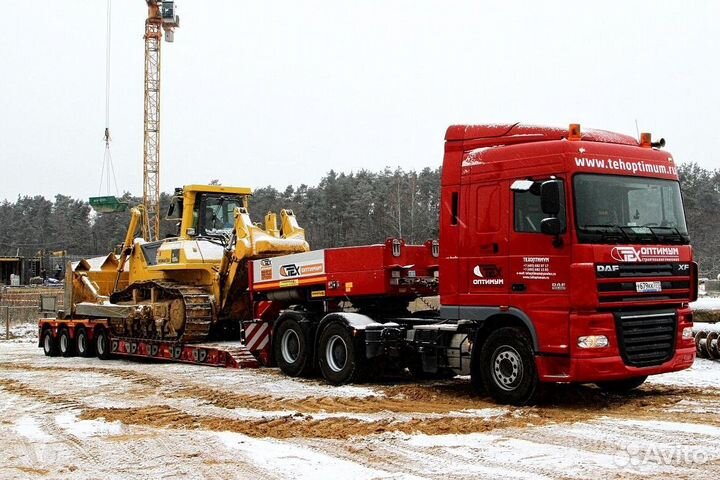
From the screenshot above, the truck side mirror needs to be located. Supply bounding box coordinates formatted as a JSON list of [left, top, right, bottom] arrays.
[[540, 180, 561, 215], [540, 217, 562, 236]]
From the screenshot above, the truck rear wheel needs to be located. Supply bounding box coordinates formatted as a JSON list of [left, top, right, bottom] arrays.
[[76, 328, 94, 358], [274, 318, 313, 377], [596, 376, 647, 393], [318, 323, 363, 385], [59, 328, 75, 357], [478, 327, 539, 405], [42, 329, 59, 357], [95, 329, 111, 360]]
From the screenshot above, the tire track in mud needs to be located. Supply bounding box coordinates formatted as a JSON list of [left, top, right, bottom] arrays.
[[0, 378, 83, 409], [3, 361, 720, 440], [38, 413, 106, 470], [9, 360, 719, 419], [78, 385, 720, 440], [78, 404, 523, 440], [0, 361, 498, 414], [0, 379, 110, 473]]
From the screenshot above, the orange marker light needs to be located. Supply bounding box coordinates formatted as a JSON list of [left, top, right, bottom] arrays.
[[640, 132, 652, 148], [568, 123, 581, 141]]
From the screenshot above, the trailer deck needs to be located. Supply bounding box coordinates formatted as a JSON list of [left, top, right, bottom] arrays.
[[38, 318, 259, 368]]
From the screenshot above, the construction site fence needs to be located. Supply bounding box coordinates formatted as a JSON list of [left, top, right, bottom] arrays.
[[0, 287, 63, 339]]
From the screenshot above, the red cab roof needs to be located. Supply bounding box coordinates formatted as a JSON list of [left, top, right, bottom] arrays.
[[445, 123, 639, 148]]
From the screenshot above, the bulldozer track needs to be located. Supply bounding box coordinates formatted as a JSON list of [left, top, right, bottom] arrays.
[[110, 281, 214, 343]]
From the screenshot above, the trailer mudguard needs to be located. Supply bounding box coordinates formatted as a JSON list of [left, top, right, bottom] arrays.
[[316, 312, 378, 333]]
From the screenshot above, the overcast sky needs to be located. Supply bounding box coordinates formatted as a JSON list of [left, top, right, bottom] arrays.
[[1, 1, 718, 202]]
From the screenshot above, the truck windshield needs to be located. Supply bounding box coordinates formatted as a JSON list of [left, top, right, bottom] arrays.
[[574, 174, 689, 245]]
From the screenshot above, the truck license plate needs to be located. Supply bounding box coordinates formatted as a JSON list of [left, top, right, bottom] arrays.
[[636, 281, 662, 293]]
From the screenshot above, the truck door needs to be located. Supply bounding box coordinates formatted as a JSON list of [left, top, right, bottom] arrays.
[[507, 177, 571, 353], [458, 181, 510, 304]]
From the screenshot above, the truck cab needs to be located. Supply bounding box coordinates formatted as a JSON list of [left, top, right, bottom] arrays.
[[439, 123, 696, 402]]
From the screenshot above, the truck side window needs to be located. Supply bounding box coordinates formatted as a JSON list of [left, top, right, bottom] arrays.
[[451, 192, 459, 225], [514, 181, 566, 233]]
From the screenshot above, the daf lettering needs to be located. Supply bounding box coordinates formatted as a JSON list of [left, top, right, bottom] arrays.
[[597, 265, 620, 273]]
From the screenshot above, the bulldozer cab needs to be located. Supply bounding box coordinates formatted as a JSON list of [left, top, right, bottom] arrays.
[[166, 185, 253, 239], [195, 194, 245, 235]]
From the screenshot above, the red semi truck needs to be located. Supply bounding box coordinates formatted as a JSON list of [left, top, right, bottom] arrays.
[[241, 123, 697, 404], [40, 123, 697, 405]]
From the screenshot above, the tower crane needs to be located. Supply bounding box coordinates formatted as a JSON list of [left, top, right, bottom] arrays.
[[142, 1, 179, 241]]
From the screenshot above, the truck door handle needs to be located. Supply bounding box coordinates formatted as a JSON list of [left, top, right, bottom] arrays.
[[512, 283, 527, 292], [481, 243, 499, 253]]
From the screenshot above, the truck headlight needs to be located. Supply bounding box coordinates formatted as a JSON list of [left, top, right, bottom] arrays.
[[577, 335, 609, 348], [682, 327, 693, 340]]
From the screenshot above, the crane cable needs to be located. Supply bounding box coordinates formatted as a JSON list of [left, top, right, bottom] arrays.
[[99, 0, 120, 197]]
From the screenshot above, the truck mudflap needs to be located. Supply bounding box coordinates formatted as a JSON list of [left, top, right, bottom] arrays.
[[110, 339, 259, 368], [242, 320, 273, 366], [365, 322, 402, 359]]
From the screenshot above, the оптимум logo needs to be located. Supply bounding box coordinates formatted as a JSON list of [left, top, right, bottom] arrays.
[[472, 265, 503, 286]]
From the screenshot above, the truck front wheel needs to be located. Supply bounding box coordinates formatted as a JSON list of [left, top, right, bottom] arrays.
[[274, 318, 313, 377], [478, 327, 539, 405], [318, 323, 363, 385]]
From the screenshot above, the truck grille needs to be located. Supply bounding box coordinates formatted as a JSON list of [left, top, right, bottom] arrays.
[[614, 311, 677, 367], [596, 263, 691, 306]]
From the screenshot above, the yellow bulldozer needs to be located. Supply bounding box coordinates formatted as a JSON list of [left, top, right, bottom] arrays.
[[65, 184, 308, 343]]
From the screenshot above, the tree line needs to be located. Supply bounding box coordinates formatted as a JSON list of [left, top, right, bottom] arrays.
[[0, 164, 718, 278]]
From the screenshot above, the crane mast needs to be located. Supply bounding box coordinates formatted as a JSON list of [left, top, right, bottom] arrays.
[[143, 1, 178, 241]]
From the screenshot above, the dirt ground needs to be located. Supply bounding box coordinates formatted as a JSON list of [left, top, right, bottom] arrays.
[[1, 332, 719, 479]]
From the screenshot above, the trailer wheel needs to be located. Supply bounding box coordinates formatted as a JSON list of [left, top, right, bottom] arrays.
[[42, 329, 59, 357], [274, 318, 313, 377], [59, 328, 75, 357], [478, 327, 539, 405], [318, 323, 362, 385], [76, 328, 94, 358], [596, 376, 647, 393], [95, 329, 111, 360]]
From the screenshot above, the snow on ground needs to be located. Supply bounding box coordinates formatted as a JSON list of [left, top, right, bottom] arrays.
[[0, 322, 37, 342], [695, 322, 720, 333], [647, 358, 720, 389], [1, 339, 720, 479], [692, 296, 720, 312], [692, 296, 720, 323]]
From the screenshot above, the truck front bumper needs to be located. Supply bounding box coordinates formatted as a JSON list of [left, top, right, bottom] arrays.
[[536, 346, 696, 384]]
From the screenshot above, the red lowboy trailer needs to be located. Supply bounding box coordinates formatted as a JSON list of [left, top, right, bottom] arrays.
[[39, 318, 259, 368], [40, 123, 698, 405]]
